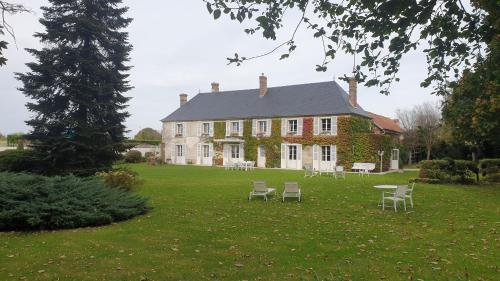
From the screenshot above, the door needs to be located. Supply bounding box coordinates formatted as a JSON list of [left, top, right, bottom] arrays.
[[175, 144, 186, 164], [223, 144, 243, 165], [201, 144, 212, 165], [281, 144, 302, 170], [320, 145, 333, 172], [257, 145, 266, 168], [391, 149, 399, 170]]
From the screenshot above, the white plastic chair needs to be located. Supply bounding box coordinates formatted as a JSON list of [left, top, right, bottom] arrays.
[[382, 185, 408, 212], [334, 166, 345, 179], [249, 181, 276, 201], [406, 182, 415, 208], [282, 182, 301, 202]]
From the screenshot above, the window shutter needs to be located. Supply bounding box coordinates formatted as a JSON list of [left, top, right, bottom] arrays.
[[238, 120, 243, 137], [196, 143, 201, 164], [223, 144, 228, 164], [313, 117, 319, 135], [171, 123, 176, 137], [209, 122, 214, 137], [313, 145, 319, 171], [332, 116, 338, 136], [182, 144, 186, 158], [252, 120, 257, 137], [239, 143, 244, 160], [266, 119, 272, 136], [225, 121, 230, 137], [297, 144, 302, 161], [182, 123, 187, 136], [280, 143, 287, 168], [297, 118, 303, 136], [197, 123, 202, 137], [281, 118, 287, 136], [332, 145, 337, 166], [209, 143, 213, 158]]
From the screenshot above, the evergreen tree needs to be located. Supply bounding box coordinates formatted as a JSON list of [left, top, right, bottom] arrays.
[[16, 0, 132, 176]]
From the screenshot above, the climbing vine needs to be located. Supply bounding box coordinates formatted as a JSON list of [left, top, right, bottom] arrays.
[[214, 121, 226, 139]]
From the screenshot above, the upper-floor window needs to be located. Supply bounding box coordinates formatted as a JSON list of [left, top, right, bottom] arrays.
[[202, 122, 210, 135], [321, 118, 331, 133], [231, 121, 240, 135], [175, 123, 184, 136], [288, 119, 298, 134], [258, 120, 267, 134]]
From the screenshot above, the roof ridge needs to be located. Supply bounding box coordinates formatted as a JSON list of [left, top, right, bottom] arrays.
[[198, 80, 336, 95]]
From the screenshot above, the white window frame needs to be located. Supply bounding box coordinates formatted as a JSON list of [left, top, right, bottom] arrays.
[[320, 118, 332, 134], [202, 122, 210, 136], [175, 123, 184, 137], [203, 144, 210, 158], [288, 145, 298, 160], [321, 145, 331, 161], [258, 120, 267, 135], [176, 145, 184, 157], [230, 144, 240, 159], [288, 119, 298, 134]]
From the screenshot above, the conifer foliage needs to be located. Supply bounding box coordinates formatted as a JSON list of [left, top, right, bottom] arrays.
[[17, 0, 132, 176]]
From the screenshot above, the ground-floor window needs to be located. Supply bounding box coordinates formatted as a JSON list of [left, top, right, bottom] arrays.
[[288, 145, 297, 160], [203, 145, 210, 157], [176, 145, 184, 157], [321, 145, 331, 161], [231, 144, 240, 159]]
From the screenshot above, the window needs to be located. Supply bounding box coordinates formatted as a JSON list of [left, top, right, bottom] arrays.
[[321, 146, 331, 161], [321, 118, 331, 133], [231, 144, 240, 159], [176, 145, 184, 157], [259, 145, 265, 157], [288, 145, 297, 160], [258, 120, 267, 134], [203, 145, 210, 158], [288, 119, 298, 134], [175, 123, 184, 136], [231, 121, 240, 135], [202, 122, 210, 135]]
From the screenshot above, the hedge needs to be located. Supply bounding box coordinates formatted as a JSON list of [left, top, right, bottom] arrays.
[[419, 159, 479, 184], [479, 158, 500, 182], [0, 172, 149, 231], [0, 149, 41, 173]]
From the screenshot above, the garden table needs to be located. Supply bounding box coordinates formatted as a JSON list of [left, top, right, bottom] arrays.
[[374, 185, 398, 206]]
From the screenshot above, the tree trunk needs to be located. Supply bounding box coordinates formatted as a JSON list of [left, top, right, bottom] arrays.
[[426, 146, 431, 160]]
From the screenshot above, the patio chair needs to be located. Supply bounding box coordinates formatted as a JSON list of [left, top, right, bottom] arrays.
[[382, 185, 408, 212], [282, 182, 301, 202], [334, 166, 345, 179], [304, 164, 315, 178], [224, 161, 233, 170], [249, 181, 276, 201], [406, 182, 415, 208], [248, 161, 255, 171]]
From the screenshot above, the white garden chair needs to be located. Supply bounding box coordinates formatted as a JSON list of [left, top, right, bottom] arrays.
[[382, 185, 408, 212], [282, 182, 301, 202], [406, 182, 415, 208], [304, 164, 315, 178], [249, 181, 276, 201], [334, 166, 345, 179]]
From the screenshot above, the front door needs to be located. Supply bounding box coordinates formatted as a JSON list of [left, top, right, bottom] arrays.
[[257, 145, 266, 168], [320, 145, 333, 172], [175, 144, 185, 164], [391, 149, 399, 170], [201, 144, 212, 165]]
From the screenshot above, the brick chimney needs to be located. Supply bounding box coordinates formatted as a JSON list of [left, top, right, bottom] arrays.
[[348, 77, 357, 108], [211, 82, 219, 93], [179, 93, 188, 107], [259, 73, 267, 98]]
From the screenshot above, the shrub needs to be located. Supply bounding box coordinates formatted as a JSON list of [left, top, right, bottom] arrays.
[[125, 150, 143, 163], [0, 150, 41, 173], [479, 159, 500, 181], [409, 178, 441, 184], [97, 167, 143, 191], [419, 159, 478, 184], [0, 172, 149, 231]]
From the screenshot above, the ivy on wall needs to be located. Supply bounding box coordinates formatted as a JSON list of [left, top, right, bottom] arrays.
[[207, 116, 395, 171]]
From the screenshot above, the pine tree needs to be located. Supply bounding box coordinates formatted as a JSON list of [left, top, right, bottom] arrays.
[[16, 0, 132, 176]]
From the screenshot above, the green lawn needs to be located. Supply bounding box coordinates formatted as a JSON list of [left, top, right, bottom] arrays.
[[1, 165, 499, 280]]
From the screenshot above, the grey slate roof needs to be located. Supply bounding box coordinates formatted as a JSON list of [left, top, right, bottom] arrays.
[[161, 81, 370, 122]]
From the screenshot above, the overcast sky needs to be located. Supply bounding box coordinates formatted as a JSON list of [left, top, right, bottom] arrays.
[[0, 0, 442, 137]]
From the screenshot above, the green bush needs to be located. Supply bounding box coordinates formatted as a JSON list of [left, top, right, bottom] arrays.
[[409, 178, 441, 184], [419, 159, 478, 184], [479, 159, 500, 181], [97, 167, 143, 191], [0, 172, 149, 231], [125, 150, 143, 163], [0, 150, 41, 173]]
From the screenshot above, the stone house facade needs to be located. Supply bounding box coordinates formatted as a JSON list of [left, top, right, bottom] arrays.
[[161, 75, 403, 171]]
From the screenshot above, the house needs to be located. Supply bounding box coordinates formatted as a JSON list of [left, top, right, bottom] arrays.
[[160, 74, 401, 171], [369, 112, 404, 139]]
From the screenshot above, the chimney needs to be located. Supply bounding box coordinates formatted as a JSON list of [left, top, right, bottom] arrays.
[[348, 77, 357, 108], [179, 93, 188, 107], [259, 73, 267, 98], [393, 119, 400, 126], [211, 82, 219, 93]]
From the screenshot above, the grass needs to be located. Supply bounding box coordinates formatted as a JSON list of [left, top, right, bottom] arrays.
[[0, 164, 499, 280]]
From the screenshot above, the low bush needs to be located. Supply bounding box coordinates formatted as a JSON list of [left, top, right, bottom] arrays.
[[0, 149, 41, 173], [125, 150, 143, 163], [0, 172, 149, 231], [419, 159, 478, 184], [409, 178, 441, 184], [479, 159, 500, 182], [97, 167, 143, 191]]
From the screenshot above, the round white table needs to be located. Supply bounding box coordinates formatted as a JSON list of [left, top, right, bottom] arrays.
[[374, 185, 398, 206]]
